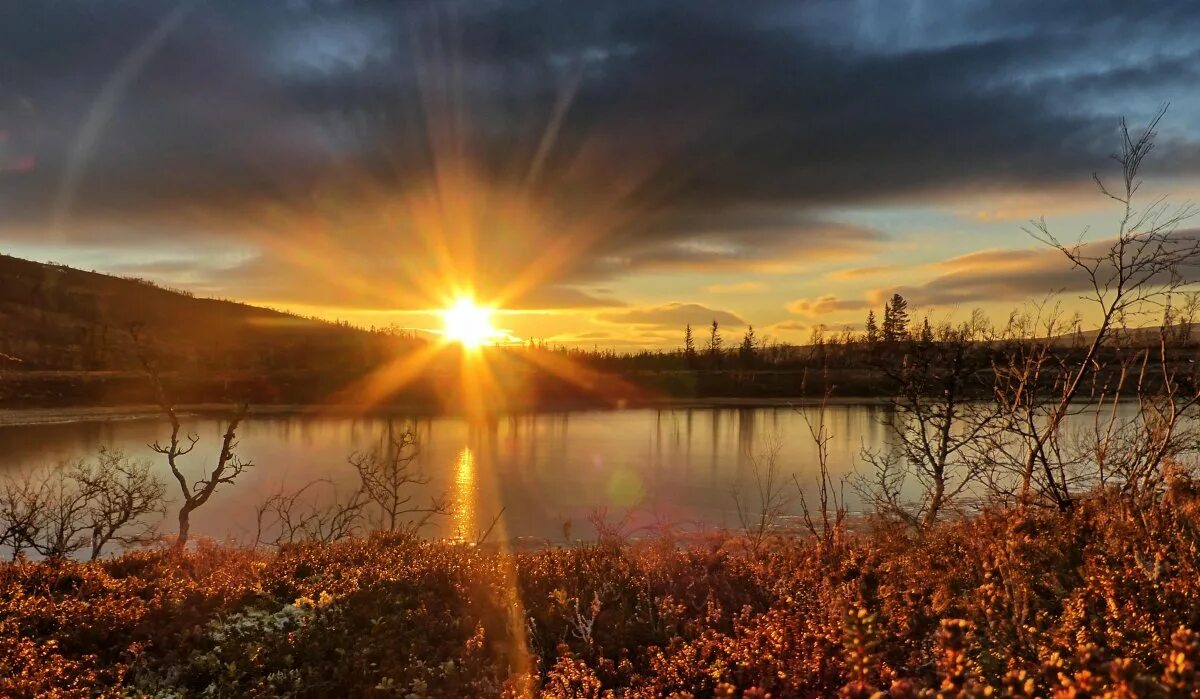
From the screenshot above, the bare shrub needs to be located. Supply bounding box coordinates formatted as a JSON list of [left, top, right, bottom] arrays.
[[796, 394, 848, 552], [857, 318, 998, 530], [0, 470, 44, 559], [253, 479, 368, 546], [732, 435, 792, 552], [0, 448, 164, 560], [587, 507, 639, 550], [348, 422, 449, 533], [1082, 316, 1200, 501], [73, 448, 167, 558], [986, 109, 1200, 510]]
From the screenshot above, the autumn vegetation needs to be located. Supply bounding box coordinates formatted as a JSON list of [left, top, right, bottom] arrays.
[[2, 488, 1200, 697], [5, 119, 1200, 696]]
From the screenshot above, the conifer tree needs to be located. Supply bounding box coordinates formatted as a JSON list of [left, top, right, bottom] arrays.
[[882, 293, 909, 342], [739, 325, 757, 367], [707, 320, 723, 369], [865, 310, 879, 345]]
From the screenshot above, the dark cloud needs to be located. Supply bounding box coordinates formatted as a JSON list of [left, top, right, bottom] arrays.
[[878, 247, 1087, 309], [879, 229, 1200, 309], [589, 215, 884, 277], [2, 1, 1199, 308]]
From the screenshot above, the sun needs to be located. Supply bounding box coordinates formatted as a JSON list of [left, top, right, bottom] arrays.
[[442, 298, 499, 348]]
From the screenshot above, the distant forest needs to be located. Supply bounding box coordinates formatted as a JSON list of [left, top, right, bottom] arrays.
[[4, 221, 1200, 410]]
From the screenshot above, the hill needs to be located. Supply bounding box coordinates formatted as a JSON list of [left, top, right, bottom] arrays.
[[0, 253, 417, 374], [0, 254, 434, 406]]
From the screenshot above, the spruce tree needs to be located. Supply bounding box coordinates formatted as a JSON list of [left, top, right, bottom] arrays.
[[707, 320, 723, 369], [739, 325, 757, 367], [684, 323, 697, 367], [883, 293, 909, 342], [865, 310, 879, 345]]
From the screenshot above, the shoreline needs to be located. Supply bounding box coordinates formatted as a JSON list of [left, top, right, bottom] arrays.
[[0, 396, 893, 427]]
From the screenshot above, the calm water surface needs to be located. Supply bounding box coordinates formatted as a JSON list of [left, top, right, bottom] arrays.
[[0, 406, 896, 544]]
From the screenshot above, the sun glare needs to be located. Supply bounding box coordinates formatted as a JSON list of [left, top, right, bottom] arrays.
[[442, 298, 498, 348]]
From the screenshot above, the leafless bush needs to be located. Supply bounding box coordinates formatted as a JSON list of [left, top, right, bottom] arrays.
[[1082, 318, 1200, 501], [253, 479, 368, 547], [0, 448, 164, 560], [0, 471, 43, 559], [985, 108, 1200, 510], [796, 395, 848, 552], [733, 435, 793, 552], [252, 423, 456, 546], [587, 507, 638, 549], [856, 319, 998, 530], [348, 422, 449, 533], [73, 448, 167, 558]]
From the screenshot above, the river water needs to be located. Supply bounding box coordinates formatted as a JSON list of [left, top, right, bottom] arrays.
[[0, 405, 898, 546]]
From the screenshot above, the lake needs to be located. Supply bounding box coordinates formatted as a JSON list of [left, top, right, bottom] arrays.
[[0, 405, 898, 546]]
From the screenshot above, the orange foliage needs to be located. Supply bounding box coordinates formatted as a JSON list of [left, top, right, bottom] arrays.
[[1, 496, 1200, 697]]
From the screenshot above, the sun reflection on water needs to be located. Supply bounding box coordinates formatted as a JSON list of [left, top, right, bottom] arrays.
[[452, 446, 476, 542]]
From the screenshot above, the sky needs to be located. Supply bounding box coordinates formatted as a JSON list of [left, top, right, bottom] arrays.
[[3, 0, 1200, 347]]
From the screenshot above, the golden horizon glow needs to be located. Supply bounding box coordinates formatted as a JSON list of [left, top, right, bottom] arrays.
[[442, 297, 500, 348]]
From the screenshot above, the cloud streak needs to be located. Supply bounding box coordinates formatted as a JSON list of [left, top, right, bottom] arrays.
[[599, 303, 746, 332], [877, 230, 1200, 309]]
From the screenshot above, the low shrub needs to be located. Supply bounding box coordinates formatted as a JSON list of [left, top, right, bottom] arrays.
[[1, 497, 1199, 697]]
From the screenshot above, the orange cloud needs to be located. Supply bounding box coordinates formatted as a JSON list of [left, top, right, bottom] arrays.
[[764, 320, 808, 334], [599, 302, 746, 330], [786, 294, 868, 316], [829, 264, 902, 280]]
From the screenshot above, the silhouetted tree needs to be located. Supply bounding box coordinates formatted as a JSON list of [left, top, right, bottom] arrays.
[[135, 329, 250, 549], [739, 325, 757, 368], [0, 449, 165, 560], [856, 320, 998, 529], [150, 407, 250, 549], [882, 293, 909, 342], [684, 323, 697, 368], [864, 310, 879, 346], [919, 316, 934, 344], [707, 320, 723, 369], [988, 107, 1200, 510]]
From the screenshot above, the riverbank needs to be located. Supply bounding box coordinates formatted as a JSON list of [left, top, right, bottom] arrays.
[[0, 365, 898, 412], [3, 495, 1198, 697]]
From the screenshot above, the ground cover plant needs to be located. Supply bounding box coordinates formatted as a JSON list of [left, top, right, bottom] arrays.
[[2, 481, 1200, 698]]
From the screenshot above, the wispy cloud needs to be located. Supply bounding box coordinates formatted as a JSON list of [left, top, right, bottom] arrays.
[[829, 264, 903, 280], [786, 295, 869, 317], [705, 281, 766, 294], [599, 302, 746, 331]]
